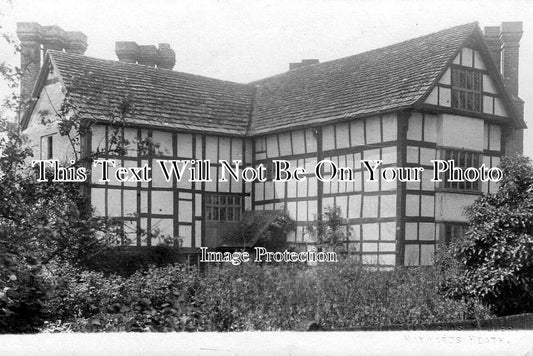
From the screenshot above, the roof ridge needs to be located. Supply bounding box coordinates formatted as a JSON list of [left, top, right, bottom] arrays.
[[47, 49, 251, 87], [249, 22, 478, 85]]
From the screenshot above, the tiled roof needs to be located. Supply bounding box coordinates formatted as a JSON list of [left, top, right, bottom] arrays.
[[249, 22, 478, 134], [42, 23, 479, 136], [48, 51, 255, 135]]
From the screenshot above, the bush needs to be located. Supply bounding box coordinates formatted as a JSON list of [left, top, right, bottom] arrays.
[[83, 246, 186, 277], [41, 261, 491, 332], [445, 155, 533, 316]]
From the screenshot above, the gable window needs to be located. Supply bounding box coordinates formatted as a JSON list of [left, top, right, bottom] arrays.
[[451, 67, 482, 113], [205, 194, 242, 222], [443, 149, 480, 191]]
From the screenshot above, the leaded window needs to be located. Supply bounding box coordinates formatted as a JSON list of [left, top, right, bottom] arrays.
[[451, 67, 482, 113], [205, 194, 242, 222], [443, 149, 480, 191]]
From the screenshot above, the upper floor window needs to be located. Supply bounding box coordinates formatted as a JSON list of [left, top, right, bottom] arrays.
[[443, 149, 480, 191], [205, 194, 242, 222], [451, 67, 482, 113]]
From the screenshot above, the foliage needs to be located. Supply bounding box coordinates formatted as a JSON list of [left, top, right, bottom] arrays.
[[41, 261, 491, 332], [84, 246, 185, 277], [306, 205, 351, 252], [443, 155, 533, 316], [223, 210, 295, 250]]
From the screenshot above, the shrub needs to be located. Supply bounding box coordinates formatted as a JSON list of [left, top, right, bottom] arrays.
[[445, 155, 533, 316], [42, 261, 491, 332]]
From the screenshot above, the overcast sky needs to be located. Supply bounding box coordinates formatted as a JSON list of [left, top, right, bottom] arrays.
[[1, 0, 532, 156]]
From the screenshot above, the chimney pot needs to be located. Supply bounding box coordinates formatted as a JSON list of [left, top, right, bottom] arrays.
[[138, 45, 158, 67], [289, 59, 319, 71], [115, 41, 139, 63], [157, 43, 176, 69]]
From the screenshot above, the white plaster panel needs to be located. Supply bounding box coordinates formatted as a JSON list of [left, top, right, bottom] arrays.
[[92, 125, 106, 153], [380, 222, 396, 241], [419, 223, 435, 241], [483, 96, 494, 115], [348, 194, 361, 219], [473, 51, 486, 70], [336, 123, 350, 148], [439, 87, 451, 107], [494, 98, 508, 117], [424, 114, 438, 143], [350, 120, 365, 146], [405, 222, 417, 241], [266, 135, 279, 157], [461, 47, 473, 67], [420, 245, 435, 265], [107, 189, 122, 217], [291, 130, 306, 154], [278, 132, 292, 156], [322, 125, 335, 151], [218, 137, 231, 162], [382, 114, 397, 141], [407, 112, 423, 141], [178, 200, 193, 222], [362, 195, 379, 218], [152, 130, 172, 156], [305, 129, 317, 153], [425, 87, 438, 105], [91, 188, 106, 216], [440, 114, 484, 151], [483, 74, 497, 94], [366, 117, 381, 144], [406, 194, 419, 216], [362, 223, 379, 240], [378, 254, 396, 266], [152, 190, 173, 215], [435, 192, 478, 222], [123, 190, 137, 216], [205, 136, 218, 161], [176, 133, 193, 158], [380, 194, 396, 217], [404, 245, 419, 266], [420, 195, 434, 217], [489, 125, 501, 151], [440, 68, 451, 85]]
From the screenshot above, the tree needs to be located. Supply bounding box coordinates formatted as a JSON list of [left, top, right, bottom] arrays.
[[306, 205, 351, 253], [446, 155, 533, 316]]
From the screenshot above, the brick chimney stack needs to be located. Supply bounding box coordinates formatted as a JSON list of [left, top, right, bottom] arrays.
[[489, 21, 525, 156], [289, 59, 319, 70], [483, 26, 502, 71], [16, 22, 87, 100], [500, 22, 523, 98], [115, 42, 176, 69]]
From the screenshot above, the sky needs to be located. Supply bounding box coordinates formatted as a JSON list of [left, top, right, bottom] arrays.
[[1, 0, 532, 156]]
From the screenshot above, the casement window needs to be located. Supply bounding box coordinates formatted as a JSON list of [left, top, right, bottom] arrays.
[[451, 67, 482, 113], [41, 135, 53, 159], [443, 149, 480, 191], [205, 194, 242, 222], [444, 223, 468, 243]]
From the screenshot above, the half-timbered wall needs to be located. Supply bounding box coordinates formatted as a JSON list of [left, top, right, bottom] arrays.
[[89, 125, 251, 250], [403, 111, 504, 265], [253, 114, 398, 266]]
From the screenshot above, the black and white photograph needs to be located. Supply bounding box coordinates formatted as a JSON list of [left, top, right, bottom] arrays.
[[1, 0, 533, 354]]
